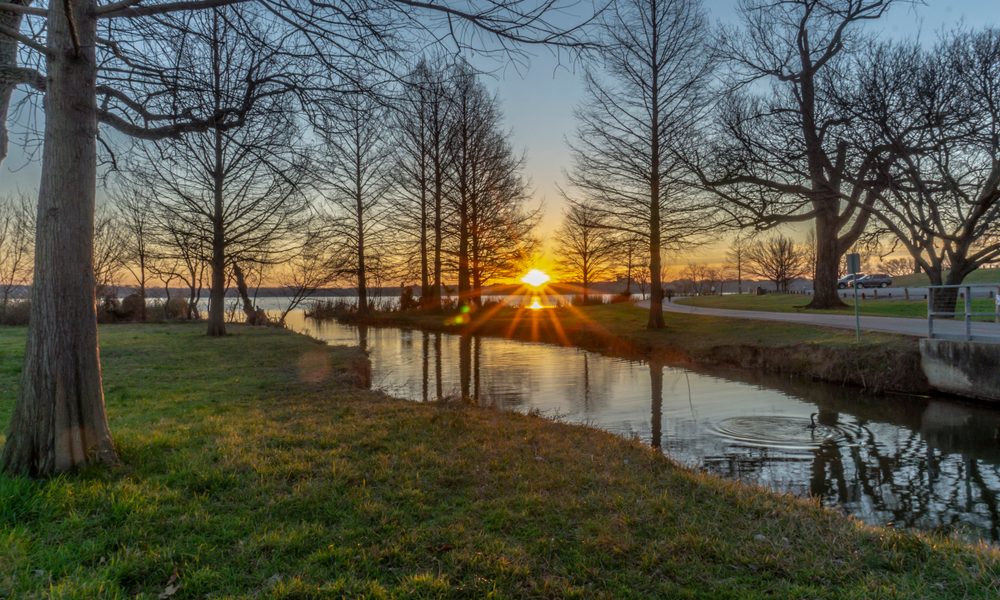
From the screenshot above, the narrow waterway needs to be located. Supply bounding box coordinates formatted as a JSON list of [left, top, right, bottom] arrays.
[[285, 312, 1000, 543]]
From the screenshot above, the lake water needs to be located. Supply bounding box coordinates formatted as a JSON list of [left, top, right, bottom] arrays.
[[285, 312, 1000, 543]]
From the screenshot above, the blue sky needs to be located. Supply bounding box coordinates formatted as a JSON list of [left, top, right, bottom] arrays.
[[497, 0, 1000, 259], [3, 1, 1000, 265]]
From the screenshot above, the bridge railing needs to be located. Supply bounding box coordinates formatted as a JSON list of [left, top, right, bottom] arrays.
[[927, 284, 1000, 342]]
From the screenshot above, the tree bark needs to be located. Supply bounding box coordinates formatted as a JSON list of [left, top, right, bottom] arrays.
[[458, 204, 470, 304], [806, 207, 848, 309], [206, 180, 226, 335], [419, 156, 430, 308], [2, 0, 118, 476], [355, 150, 368, 315], [647, 12, 664, 330], [0, 0, 29, 165], [431, 160, 443, 309], [205, 16, 226, 336]]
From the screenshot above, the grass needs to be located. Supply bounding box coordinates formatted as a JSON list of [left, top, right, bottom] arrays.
[[889, 269, 1000, 288], [677, 293, 998, 320], [2, 323, 998, 597], [352, 301, 917, 354]]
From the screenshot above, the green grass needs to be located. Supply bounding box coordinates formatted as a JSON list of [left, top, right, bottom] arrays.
[[359, 301, 915, 351], [2, 323, 998, 597], [677, 293, 997, 319], [890, 269, 1000, 287]]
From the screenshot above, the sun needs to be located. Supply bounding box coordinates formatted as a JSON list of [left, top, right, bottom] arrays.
[[520, 269, 550, 288]]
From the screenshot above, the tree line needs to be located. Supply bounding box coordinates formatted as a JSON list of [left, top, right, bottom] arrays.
[[1, 15, 539, 335], [552, 0, 1000, 324], [0, 0, 589, 476]]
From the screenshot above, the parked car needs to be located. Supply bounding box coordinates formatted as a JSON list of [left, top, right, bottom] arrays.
[[854, 274, 893, 288], [837, 273, 864, 289]]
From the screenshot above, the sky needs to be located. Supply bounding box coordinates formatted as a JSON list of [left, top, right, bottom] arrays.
[[3, 0, 1000, 273], [491, 0, 1000, 268]]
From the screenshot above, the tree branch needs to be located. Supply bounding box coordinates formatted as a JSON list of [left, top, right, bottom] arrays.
[[98, 0, 252, 18], [0, 22, 45, 54], [0, 2, 45, 16]]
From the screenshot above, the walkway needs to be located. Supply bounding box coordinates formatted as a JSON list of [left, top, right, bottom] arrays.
[[635, 299, 1000, 340]]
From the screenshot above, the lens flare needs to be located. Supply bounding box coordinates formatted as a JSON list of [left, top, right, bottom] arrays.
[[520, 269, 550, 288]]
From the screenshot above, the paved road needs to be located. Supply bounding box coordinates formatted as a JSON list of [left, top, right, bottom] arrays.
[[635, 299, 1000, 340]]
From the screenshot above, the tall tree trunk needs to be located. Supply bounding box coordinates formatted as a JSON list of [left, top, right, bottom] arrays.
[[624, 248, 633, 295], [806, 208, 847, 309], [432, 165, 443, 308], [138, 254, 147, 322], [419, 168, 430, 308], [933, 261, 974, 316], [458, 203, 470, 305], [355, 164, 368, 316], [206, 192, 226, 335], [0, 0, 29, 165], [2, 0, 118, 476], [647, 8, 664, 329], [205, 17, 226, 335]]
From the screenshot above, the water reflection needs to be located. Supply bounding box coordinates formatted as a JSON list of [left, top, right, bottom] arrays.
[[287, 312, 1000, 543]]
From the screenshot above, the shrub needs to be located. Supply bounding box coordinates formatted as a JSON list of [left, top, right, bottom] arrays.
[[0, 299, 30, 325], [119, 293, 145, 320], [163, 297, 189, 320], [400, 286, 420, 311]]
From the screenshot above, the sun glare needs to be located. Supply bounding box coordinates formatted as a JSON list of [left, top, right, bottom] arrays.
[[527, 296, 544, 310], [520, 269, 550, 288]]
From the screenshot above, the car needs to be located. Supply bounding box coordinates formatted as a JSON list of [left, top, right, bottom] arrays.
[[854, 274, 893, 288], [837, 273, 864, 289]]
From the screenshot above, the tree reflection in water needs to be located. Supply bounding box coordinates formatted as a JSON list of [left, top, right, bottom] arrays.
[[695, 372, 1000, 541]]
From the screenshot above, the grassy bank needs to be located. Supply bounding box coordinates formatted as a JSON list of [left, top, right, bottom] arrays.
[[677, 293, 996, 319], [347, 303, 927, 394], [1, 324, 997, 597]]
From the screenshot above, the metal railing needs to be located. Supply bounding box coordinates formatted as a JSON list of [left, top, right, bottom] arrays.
[[927, 284, 1000, 342]]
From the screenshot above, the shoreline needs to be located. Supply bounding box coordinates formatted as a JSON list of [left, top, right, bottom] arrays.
[[332, 302, 932, 396]]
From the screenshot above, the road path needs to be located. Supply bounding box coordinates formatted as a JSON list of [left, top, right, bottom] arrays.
[[635, 299, 1000, 340]]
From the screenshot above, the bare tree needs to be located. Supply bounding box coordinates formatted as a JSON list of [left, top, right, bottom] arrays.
[[0, 0, 594, 475], [93, 205, 125, 301], [319, 84, 392, 316], [634, 265, 651, 299], [150, 214, 208, 320], [392, 58, 454, 309], [554, 202, 618, 303], [275, 231, 346, 325], [112, 186, 154, 321], [846, 29, 1000, 310], [0, 193, 32, 318], [130, 8, 310, 336], [879, 258, 913, 277], [614, 235, 644, 295], [565, 0, 715, 328], [725, 235, 749, 294], [745, 234, 808, 293], [694, 0, 909, 309], [448, 64, 537, 305], [681, 262, 709, 295]]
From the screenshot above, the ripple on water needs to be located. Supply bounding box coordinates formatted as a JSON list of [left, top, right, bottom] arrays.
[[711, 416, 849, 451]]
